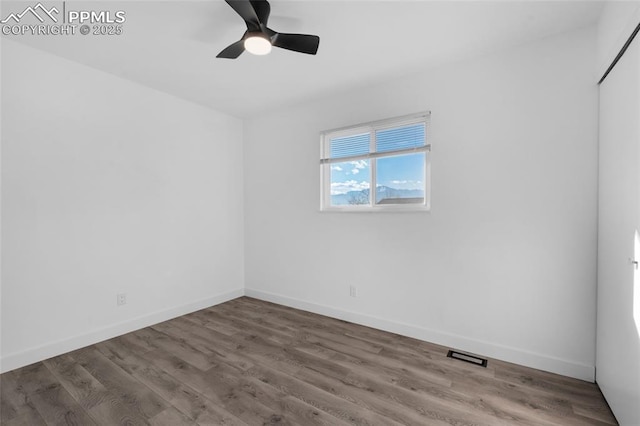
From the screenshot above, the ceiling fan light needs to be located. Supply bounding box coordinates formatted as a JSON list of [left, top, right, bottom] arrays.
[[244, 35, 272, 55]]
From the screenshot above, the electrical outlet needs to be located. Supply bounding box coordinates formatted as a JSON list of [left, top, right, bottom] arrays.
[[349, 286, 357, 297], [117, 293, 127, 306]]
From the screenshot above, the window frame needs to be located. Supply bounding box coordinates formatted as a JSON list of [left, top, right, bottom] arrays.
[[320, 112, 431, 212]]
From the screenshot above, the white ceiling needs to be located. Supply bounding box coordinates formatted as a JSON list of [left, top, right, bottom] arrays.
[[5, 1, 604, 117]]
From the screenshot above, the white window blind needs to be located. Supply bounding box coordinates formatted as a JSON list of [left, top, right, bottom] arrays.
[[321, 113, 430, 164], [376, 123, 425, 152], [330, 133, 370, 159]]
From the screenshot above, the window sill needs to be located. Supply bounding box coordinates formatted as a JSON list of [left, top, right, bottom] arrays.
[[319, 205, 431, 213]]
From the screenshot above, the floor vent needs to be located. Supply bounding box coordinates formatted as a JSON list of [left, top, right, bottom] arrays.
[[446, 350, 488, 367]]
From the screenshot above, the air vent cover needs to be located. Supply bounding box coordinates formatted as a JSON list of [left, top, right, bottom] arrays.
[[447, 350, 488, 367]]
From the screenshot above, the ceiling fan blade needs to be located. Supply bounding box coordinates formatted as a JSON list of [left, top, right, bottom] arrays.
[[225, 0, 260, 29], [216, 40, 245, 59], [272, 32, 320, 55], [250, 0, 270, 26]]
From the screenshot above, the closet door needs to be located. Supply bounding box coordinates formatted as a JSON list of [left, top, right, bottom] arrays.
[[596, 32, 640, 425]]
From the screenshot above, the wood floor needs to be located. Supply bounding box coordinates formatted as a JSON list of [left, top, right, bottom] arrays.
[[1, 297, 617, 425]]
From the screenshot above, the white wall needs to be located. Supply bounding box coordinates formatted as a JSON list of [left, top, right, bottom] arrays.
[[244, 27, 599, 381], [596, 0, 640, 80], [1, 40, 244, 372]]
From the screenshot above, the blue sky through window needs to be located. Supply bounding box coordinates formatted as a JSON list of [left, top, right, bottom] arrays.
[[377, 153, 424, 190]]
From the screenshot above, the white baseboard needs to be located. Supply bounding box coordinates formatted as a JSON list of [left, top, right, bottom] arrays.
[[0, 288, 244, 374], [244, 288, 595, 382], [2, 287, 595, 382]]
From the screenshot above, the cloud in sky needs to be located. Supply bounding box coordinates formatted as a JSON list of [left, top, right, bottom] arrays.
[[348, 160, 367, 175], [331, 165, 343, 171], [331, 180, 370, 195]]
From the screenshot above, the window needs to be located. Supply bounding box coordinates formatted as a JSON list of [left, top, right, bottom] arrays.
[[320, 112, 430, 211]]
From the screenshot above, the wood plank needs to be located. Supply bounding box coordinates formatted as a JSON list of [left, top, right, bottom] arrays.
[[183, 310, 239, 336], [99, 345, 247, 426], [1, 373, 21, 423], [1, 363, 95, 426], [70, 347, 168, 420], [0, 371, 48, 426], [296, 365, 447, 425], [148, 323, 224, 371], [2, 408, 48, 426], [28, 383, 98, 426], [95, 336, 145, 365], [85, 395, 151, 426], [43, 354, 107, 410], [493, 357, 601, 392], [207, 365, 353, 426], [572, 402, 618, 425], [144, 349, 283, 425], [149, 407, 196, 426], [155, 316, 254, 371], [245, 364, 408, 425]]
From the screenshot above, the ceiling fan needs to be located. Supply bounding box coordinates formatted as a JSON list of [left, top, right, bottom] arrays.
[[217, 0, 320, 59]]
